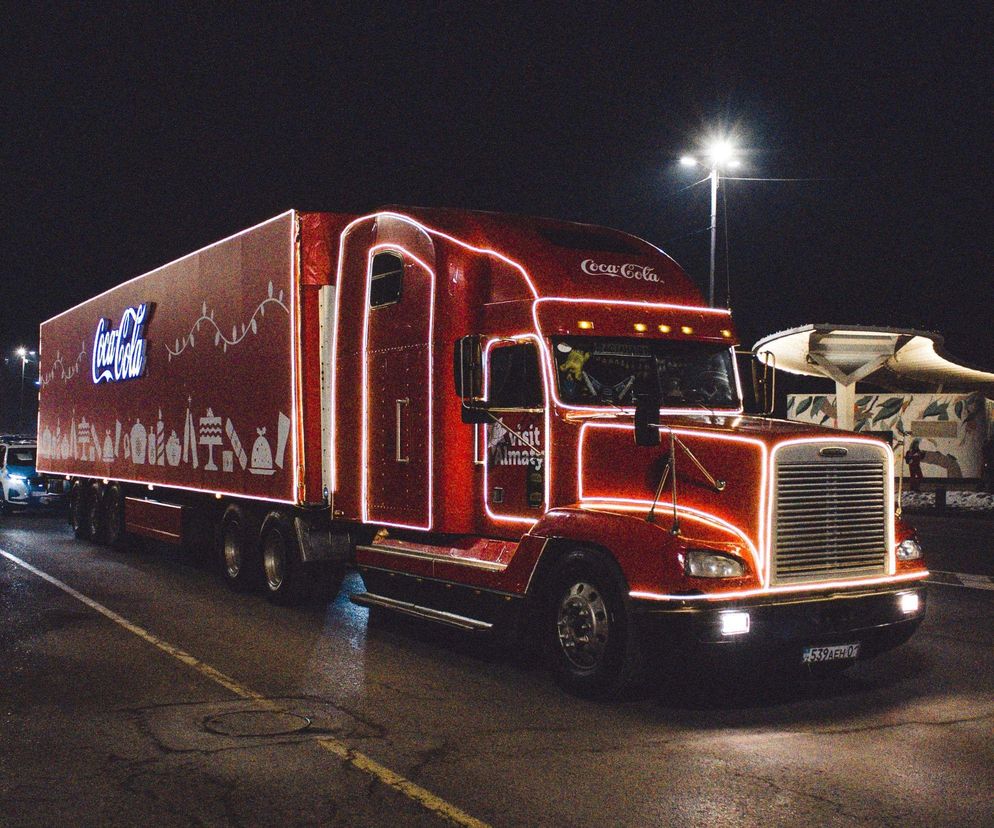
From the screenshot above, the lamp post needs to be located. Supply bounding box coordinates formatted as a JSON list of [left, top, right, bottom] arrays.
[[680, 140, 741, 307], [15, 347, 33, 433]]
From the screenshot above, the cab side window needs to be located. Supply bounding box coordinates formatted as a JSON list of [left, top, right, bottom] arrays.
[[488, 343, 543, 408], [369, 251, 403, 307]]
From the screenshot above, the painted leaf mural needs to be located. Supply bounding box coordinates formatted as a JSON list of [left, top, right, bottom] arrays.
[[873, 397, 905, 424]]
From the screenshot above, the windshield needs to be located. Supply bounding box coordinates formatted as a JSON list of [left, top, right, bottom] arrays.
[[552, 336, 738, 408], [7, 447, 36, 466]]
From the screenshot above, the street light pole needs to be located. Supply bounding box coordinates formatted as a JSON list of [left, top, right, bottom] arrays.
[[15, 347, 35, 433], [680, 139, 740, 307], [709, 165, 719, 307]]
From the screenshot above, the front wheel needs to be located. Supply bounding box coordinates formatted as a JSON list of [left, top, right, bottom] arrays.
[[545, 549, 645, 699]]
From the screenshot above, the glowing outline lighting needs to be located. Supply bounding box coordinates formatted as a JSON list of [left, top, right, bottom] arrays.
[[360, 243, 435, 531], [578, 423, 919, 599], [38, 212, 302, 505], [577, 421, 767, 575], [482, 333, 550, 526]]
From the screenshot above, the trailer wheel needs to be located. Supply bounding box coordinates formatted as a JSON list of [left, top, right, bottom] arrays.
[[102, 483, 127, 549], [84, 481, 106, 543], [544, 548, 645, 698], [260, 512, 310, 606], [217, 504, 260, 592], [69, 480, 91, 539]]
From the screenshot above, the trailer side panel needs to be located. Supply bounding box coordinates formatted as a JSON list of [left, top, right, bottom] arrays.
[[37, 212, 300, 503]]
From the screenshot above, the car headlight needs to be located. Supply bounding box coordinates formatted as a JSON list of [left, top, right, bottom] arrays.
[[8, 474, 27, 482], [897, 539, 923, 561], [685, 549, 746, 578]]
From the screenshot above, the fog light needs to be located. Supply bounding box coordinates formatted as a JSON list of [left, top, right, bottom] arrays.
[[899, 592, 920, 614], [720, 611, 750, 636]]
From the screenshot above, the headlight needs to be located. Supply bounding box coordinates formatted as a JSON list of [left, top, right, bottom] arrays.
[[897, 539, 923, 561], [685, 549, 746, 578], [8, 474, 27, 482]]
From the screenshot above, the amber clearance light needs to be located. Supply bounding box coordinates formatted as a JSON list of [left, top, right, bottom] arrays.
[[658, 324, 672, 333], [681, 325, 694, 335], [578, 320, 594, 330], [633, 322, 648, 332]]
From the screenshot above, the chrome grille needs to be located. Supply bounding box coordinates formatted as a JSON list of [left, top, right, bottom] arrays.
[[773, 447, 889, 584]]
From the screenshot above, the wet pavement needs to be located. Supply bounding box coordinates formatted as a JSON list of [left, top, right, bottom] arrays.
[[1, 512, 992, 827]]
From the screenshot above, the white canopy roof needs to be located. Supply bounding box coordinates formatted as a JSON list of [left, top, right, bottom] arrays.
[[753, 324, 994, 392]]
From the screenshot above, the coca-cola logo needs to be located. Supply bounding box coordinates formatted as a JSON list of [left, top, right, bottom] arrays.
[[581, 259, 660, 283], [91, 303, 150, 384]]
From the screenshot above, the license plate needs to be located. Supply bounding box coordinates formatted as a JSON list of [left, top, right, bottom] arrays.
[[802, 643, 860, 664]]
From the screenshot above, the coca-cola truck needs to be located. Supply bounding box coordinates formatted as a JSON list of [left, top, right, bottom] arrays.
[[38, 208, 928, 696]]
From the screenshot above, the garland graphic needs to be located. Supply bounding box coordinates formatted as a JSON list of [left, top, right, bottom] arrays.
[[40, 341, 88, 387], [166, 281, 288, 361]]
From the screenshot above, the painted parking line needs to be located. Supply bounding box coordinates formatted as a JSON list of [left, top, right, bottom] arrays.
[[927, 570, 994, 592], [0, 548, 490, 828]]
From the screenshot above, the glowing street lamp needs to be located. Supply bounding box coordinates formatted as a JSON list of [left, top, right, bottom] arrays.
[[15, 347, 34, 432], [680, 139, 741, 306]]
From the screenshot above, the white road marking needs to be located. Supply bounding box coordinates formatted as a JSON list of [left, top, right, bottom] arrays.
[[0, 547, 490, 828], [927, 570, 994, 592]]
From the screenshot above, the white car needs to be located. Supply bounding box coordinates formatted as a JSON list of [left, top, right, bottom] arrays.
[[0, 441, 64, 513]]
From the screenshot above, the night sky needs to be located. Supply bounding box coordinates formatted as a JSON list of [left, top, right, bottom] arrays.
[[2, 4, 992, 427]]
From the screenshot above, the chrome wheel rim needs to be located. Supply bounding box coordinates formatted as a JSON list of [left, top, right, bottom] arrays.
[[263, 532, 285, 591], [222, 525, 242, 579], [556, 581, 610, 670]]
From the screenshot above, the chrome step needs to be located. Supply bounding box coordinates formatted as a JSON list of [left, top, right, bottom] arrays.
[[350, 592, 493, 632]]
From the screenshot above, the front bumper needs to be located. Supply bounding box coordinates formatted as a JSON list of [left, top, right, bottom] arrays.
[[4, 481, 65, 508], [632, 584, 927, 668]]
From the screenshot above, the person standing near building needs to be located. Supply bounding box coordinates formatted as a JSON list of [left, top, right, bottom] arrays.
[[906, 439, 925, 492]]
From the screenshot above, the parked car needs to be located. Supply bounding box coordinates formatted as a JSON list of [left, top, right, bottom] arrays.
[[0, 439, 65, 513]]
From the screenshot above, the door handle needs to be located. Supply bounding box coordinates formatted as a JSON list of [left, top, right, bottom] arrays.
[[395, 398, 410, 463]]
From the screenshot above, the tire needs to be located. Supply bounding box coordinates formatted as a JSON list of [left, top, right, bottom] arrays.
[[217, 504, 260, 592], [85, 481, 106, 543], [102, 483, 127, 549], [69, 480, 91, 539], [260, 511, 311, 606], [544, 548, 645, 699]]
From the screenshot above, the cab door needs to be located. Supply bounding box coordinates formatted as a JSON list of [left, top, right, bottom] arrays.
[[484, 341, 547, 522], [364, 250, 433, 529]]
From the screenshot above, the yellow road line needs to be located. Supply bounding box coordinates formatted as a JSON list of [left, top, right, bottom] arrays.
[[0, 547, 490, 828]]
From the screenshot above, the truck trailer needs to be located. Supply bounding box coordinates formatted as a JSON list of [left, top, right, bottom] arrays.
[[37, 208, 929, 696]]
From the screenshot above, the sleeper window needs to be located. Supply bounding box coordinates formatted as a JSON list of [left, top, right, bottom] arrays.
[[369, 251, 403, 307]]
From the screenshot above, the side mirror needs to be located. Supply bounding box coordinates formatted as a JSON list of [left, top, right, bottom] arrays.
[[634, 387, 661, 447], [454, 334, 483, 400]]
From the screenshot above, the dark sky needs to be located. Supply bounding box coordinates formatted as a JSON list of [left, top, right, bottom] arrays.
[[2, 3, 992, 418]]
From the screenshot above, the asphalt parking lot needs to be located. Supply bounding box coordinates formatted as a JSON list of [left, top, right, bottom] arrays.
[[1, 511, 992, 827]]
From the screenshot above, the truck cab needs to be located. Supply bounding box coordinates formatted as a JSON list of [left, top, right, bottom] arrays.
[[326, 209, 928, 696]]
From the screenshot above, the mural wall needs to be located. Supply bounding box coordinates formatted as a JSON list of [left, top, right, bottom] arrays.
[[787, 391, 990, 479]]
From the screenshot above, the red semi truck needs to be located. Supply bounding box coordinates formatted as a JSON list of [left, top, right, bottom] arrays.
[[38, 208, 928, 695]]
